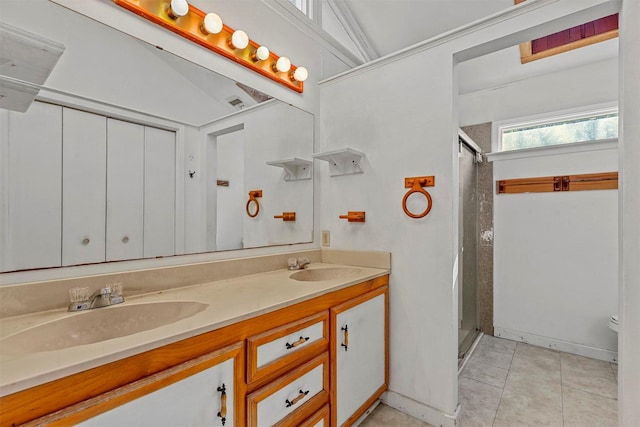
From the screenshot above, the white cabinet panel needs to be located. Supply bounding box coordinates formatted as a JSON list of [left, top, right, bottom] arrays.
[[106, 119, 144, 261], [333, 292, 386, 426], [62, 108, 106, 266], [2, 101, 62, 271], [143, 126, 175, 258], [79, 357, 235, 427]]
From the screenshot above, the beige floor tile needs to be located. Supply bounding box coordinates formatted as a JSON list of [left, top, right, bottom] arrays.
[[493, 386, 563, 427], [493, 351, 563, 427], [510, 343, 561, 381], [561, 353, 617, 399], [469, 345, 514, 370], [479, 335, 517, 354], [562, 386, 618, 427], [360, 404, 433, 427], [461, 356, 509, 389], [561, 353, 616, 379], [459, 376, 502, 427]]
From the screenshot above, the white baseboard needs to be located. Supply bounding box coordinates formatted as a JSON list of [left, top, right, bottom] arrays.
[[382, 391, 461, 427], [494, 327, 618, 362], [352, 399, 382, 427]]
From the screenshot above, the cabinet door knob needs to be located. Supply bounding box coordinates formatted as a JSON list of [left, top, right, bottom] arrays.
[[82, 238, 90, 245], [341, 325, 349, 351], [217, 384, 227, 426], [285, 336, 309, 349], [285, 389, 309, 407], [122, 236, 129, 243]]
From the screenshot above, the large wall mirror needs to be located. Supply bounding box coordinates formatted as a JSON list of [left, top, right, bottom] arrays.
[[0, 0, 314, 274]]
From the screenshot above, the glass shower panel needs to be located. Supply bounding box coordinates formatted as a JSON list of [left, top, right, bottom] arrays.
[[458, 142, 479, 359]]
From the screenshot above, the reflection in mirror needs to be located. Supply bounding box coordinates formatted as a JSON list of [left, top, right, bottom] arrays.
[[0, 0, 314, 274]]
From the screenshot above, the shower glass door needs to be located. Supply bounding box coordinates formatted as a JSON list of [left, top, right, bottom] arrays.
[[458, 140, 479, 359]]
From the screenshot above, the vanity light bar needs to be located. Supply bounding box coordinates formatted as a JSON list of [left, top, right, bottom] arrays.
[[113, 0, 307, 93]]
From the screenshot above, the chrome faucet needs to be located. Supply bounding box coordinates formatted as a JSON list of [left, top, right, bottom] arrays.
[[68, 283, 124, 312], [288, 257, 311, 271]]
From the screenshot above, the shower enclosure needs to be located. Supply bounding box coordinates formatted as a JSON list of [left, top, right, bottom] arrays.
[[458, 135, 480, 360]]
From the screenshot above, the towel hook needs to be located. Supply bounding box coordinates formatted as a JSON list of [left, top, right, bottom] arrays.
[[402, 176, 434, 219]]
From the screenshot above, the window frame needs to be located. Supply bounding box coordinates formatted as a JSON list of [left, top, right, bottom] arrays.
[[492, 103, 619, 153]]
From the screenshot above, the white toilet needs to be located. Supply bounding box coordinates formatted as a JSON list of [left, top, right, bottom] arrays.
[[608, 315, 619, 333]]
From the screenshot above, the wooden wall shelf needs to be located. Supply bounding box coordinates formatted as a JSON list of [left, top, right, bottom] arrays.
[[497, 172, 618, 194]]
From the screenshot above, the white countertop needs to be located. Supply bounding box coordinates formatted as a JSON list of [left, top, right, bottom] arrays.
[[0, 263, 388, 397]]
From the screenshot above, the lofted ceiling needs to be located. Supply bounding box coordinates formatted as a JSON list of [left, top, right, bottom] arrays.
[[342, 0, 514, 58], [333, 0, 618, 95]]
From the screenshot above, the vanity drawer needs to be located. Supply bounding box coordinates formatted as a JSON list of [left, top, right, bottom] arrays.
[[300, 404, 330, 427], [246, 352, 329, 427], [247, 311, 328, 385]]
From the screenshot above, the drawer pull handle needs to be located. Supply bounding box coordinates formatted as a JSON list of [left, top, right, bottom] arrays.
[[341, 325, 349, 351], [286, 336, 309, 349], [285, 389, 309, 408], [217, 384, 227, 426]]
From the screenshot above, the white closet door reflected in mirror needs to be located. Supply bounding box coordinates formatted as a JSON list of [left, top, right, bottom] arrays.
[[1, 101, 177, 271]]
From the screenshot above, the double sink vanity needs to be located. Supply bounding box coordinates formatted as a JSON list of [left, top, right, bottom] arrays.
[[0, 249, 390, 426]]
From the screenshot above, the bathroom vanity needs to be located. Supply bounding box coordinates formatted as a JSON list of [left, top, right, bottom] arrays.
[[0, 253, 389, 427]]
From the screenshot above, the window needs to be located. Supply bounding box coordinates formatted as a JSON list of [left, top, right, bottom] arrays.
[[499, 108, 618, 152], [515, 0, 618, 64], [288, 0, 312, 19]]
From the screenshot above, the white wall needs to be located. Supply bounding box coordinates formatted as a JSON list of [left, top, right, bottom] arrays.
[[492, 144, 618, 361], [215, 132, 245, 251], [619, 0, 640, 423], [459, 57, 618, 127], [191, 102, 314, 253], [319, 1, 621, 424]]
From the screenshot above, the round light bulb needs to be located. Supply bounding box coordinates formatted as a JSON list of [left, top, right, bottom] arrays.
[[275, 56, 291, 73], [202, 13, 223, 35], [292, 66, 308, 82], [253, 46, 270, 61], [230, 30, 249, 49], [168, 0, 189, 19]]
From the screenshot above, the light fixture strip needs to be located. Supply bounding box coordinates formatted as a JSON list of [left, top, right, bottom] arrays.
[[113, 0, 305, 93]]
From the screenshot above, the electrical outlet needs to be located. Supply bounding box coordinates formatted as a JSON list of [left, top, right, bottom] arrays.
[[321, 230, 330, 247]]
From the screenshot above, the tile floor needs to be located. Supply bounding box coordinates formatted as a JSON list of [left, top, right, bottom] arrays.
[[361, 335, 618, 427]]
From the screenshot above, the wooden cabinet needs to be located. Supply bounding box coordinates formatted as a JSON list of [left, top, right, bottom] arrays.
[[247, 311, 329, 386], [331, 286, 389, 426], [69, 343, 243, 427], [246, 353, 329, 427], [300, 404, 330, 427], [1, 276, 388, 427]]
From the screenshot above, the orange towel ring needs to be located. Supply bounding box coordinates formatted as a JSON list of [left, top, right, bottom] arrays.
[[246, 190, 263, 218], [402, 176, 434, 219]]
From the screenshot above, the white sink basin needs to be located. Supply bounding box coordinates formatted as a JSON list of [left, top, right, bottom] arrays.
[[289, 267, 361, 282], [1, 301, 208, 353]]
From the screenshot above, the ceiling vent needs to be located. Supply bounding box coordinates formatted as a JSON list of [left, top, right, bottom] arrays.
[[226, 96, 245, 110]]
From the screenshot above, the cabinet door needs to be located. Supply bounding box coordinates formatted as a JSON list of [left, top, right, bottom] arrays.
[[1, 101, 62, 271], [331, 287, 388, 426], [106, 119, 144, 261], [62, 108, 106, 266], [143, 126, 175, 258], [77, 342, 243, 427]]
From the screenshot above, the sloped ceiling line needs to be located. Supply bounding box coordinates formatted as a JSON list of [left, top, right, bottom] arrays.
[[326, 0, 379, 62]]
